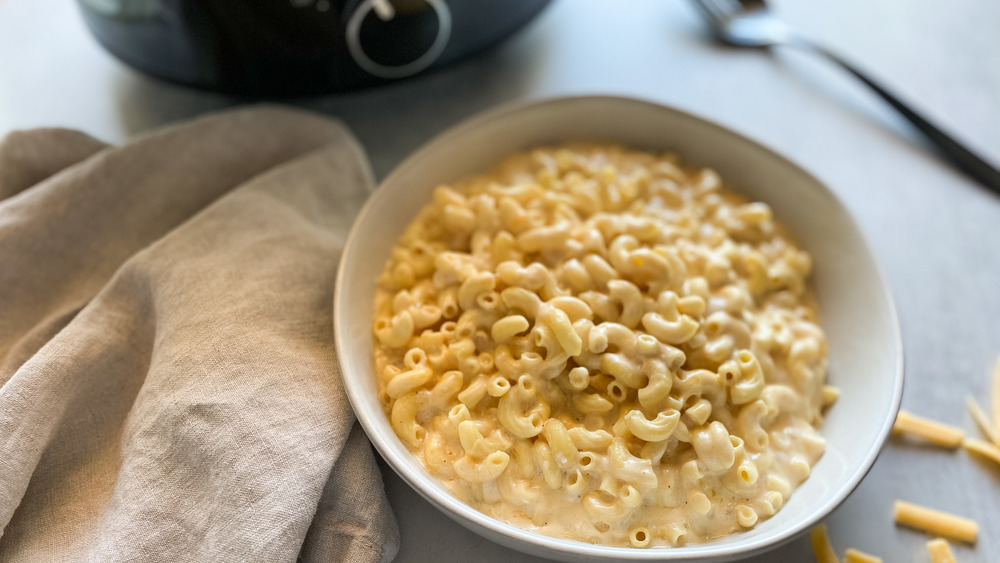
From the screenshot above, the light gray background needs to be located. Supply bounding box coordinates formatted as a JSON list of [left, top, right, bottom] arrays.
[[1, 0, 998, 561]]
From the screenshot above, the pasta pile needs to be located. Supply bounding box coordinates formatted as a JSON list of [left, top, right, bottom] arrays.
[[372, 144, 832, 547]]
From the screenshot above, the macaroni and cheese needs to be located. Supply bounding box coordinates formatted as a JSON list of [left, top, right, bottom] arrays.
[[372, 144, 831, 547]]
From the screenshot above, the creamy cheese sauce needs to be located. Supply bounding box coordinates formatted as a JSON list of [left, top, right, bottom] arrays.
[[372, 144, 831, 547]]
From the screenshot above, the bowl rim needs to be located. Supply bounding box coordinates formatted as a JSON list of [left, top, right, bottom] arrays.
[[334, 93, 905, 560]]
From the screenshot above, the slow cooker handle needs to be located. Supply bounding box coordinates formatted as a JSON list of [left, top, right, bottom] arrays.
[[346, 0, 452, 80]]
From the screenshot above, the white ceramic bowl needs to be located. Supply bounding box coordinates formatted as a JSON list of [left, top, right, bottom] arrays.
[[334, 95, 903, 562]]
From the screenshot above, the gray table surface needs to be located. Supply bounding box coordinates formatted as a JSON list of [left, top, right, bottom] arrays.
[[2, 0, 999, 561]]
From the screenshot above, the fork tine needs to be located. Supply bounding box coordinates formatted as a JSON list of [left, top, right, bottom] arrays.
[[689, 0, 725, 25], [712, 0, 745, 18], [688, 0, 710, 18], [691, 0, 735, 26]]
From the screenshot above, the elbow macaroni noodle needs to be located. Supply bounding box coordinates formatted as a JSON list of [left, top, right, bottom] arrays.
[[372, 144, 831, 547]]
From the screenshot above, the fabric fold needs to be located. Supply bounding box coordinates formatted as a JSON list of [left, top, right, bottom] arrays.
[[0, 107, 399, 563]]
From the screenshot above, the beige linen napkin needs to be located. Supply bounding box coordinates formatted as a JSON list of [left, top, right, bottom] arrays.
[[0, 107, 399, 562]]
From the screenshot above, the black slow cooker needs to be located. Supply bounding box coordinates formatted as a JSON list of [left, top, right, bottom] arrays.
[[77, 0, 551, 97]]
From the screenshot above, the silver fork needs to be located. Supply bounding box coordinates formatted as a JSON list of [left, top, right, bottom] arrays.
[[690, 0, 1000, 192]]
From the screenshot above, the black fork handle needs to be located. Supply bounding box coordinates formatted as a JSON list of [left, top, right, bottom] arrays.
[[788, 38, 1000, 193]]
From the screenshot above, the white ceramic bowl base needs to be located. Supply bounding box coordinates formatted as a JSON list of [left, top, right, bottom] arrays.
[[334, 96, 903, 562]]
